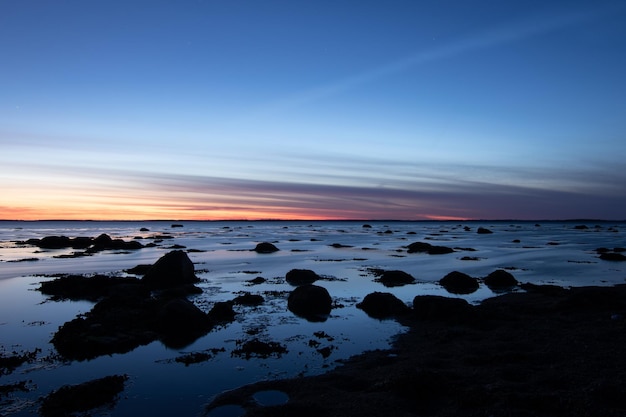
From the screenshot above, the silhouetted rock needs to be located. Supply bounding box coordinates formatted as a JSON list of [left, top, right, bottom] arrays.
[[157, 298, 211, 336], [125, 264, 152, 275], [484, 269, 519, 290], [357, 292, 410, 319], [142, 250, 199, 287], [599, 252, 626, 261], [37, 236, 72, 249], [38, 275, 147, 302], [39, 375, 128, 417], [171, 224, 184, 228], [330, 243, 353, 248], [574, 225, 589, 230], [285, 269, 320, 286], [207, 301, 237, 324], [412, 295, 473, 320], [233, 293, 264, 306], [287, 285, 332, 321], [407, 241, 454, 255], [254, 242, 279, 253], [439, 271, 479, 294], [362, 224, 372, 228], [246, 277, 266, 285], [477, 227, 493, 234], [140, 227, 150, 232], [377, 270, 416, 287]]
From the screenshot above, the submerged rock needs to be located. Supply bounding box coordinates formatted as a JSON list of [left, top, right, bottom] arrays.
[[439, 271, 479, 294], [285, 269, 320, 286], [357, 292, 410, 319], [477, 227, 493, 234], [142, 250, 199, 288], [287, 285, 332, 321]]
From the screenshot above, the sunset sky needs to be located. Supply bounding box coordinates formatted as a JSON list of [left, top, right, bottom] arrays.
[[1, 1, 625, 220]]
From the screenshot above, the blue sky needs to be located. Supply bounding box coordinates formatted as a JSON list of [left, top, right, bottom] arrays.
[[1, 0, 625, 220]]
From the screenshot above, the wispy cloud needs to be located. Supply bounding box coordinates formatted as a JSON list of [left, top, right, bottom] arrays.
[[252, 4, 623, 116]]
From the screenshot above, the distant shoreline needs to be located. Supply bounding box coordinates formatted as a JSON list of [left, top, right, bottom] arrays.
[[1, 219, 625, 223]]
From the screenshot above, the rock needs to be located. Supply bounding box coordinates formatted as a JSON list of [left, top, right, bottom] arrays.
[[207, 301, 237, 324], [599, 252, 626, 261], [407, 241, 454, 255], [38, 275, 147, 302], [477, 227, 493, 234], [254, 242, 279, 253], [38, 236, 72, 249], [246, 277, 266, 285], [125, 264, 152, 275], [140, 227, 150, 232], [287, 285, 332, 321], [439, 271, 479, 294], [377, 270, 416, 287], [39, 375, 128, 417], [357, 292, 410, 319], [157, 298, 211, 336], [233, 293, 264, 306], [574, 225, 589, 230], [232, 338, 287, 359], [362, 224, 372, 228], [142, 250, 199, 287], [412, 295, 473, 320], [484, 269, 519, 290], [285, 269, 320, 286], [171, 224, 184, 228]]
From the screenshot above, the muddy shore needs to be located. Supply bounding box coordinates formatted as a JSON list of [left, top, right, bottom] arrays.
[[207, 284, 626, 417]]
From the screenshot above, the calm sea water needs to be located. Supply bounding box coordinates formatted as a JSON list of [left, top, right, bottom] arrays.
[[1, 220, 624, 416]]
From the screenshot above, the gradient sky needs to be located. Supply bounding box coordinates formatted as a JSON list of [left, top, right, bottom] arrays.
[[1, 1, 625, 220]]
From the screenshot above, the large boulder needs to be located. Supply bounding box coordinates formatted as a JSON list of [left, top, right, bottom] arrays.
[[439, 271, 479, 294], [287, 285, 332, 321], [157, 298, 211, 335], [484, 269, 518, 290], [357, 292, 410, 319], [285, 269, 320, 286], [142, 250, 199, 288], [412, 295, 473, 320], [377, 270, 416, 287]]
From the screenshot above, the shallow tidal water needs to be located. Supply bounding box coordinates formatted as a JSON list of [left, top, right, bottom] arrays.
[[0, 220, 624, 416]]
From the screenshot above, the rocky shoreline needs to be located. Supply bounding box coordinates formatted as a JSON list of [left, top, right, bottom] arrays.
[[206, 283, 626, 417]]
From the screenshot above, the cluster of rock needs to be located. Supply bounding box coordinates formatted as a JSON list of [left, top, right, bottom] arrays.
[[22, 233, 144, 255], [39, 250, 236, 360]]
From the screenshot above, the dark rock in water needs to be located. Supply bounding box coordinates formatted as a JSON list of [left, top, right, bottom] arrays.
[[233, 293, 264, 306], [125, 264, 152, 275], [519, 282, 566, 296], [464, 226, 471, 231], [157, 298, 211, 337], [85, 234, 143, 253], [439, 271, 479, 294], [477, 227, 493, 234], [71, 236, 94, 249], [407, 241, 454, 255], [599, 252, 626, 261], [362, 224, 372, 228], [287, 285, 332, 321], [171, 224, 184, 228], [377, 270, 416, 287], [38, 275, 147, 302], [357, 292, 410, 319], [285, 269, 320, 286], [39, 375, 128, 417], [142, 250, 199, 287], [484, 269, 519, 290], [38, 236, 72, 249], [247, 276, 266, 285], [330, 243, 353, 248], [140, 227, 150, 232], [574, 224, 589, 230], [254, 242, 279, 253], [412, 295, 473, 320], [207, 301, 237, 324]]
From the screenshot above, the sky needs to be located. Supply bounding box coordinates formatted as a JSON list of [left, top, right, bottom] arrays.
[[1, 0, 625, 221]]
